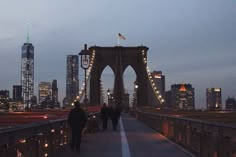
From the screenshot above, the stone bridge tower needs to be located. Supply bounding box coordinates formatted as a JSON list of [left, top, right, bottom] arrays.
[[89, 46, 149, 107]]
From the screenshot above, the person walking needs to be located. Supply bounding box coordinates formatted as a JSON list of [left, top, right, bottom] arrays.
[[100, 103, 109, 130], [68, 101, 87, 154], [109, 105, 121, 131]]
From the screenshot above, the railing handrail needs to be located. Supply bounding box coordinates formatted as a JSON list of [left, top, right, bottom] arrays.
[[138, 110, 236, 129], [0, 120, 61, 134], [0, 111, 99, 134], [0, 112, 100, 146]]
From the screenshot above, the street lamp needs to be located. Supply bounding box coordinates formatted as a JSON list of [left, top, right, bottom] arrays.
[[79, 44, 91, 105], [107, 89, 111, 105], [134, 80, 138, 108]]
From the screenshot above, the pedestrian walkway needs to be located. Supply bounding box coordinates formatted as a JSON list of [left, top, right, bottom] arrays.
[[53, 113, 195, 157]]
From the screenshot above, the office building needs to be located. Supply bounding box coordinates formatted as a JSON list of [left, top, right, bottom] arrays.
[[151, 71, 165, 99], [13, 85, 22, 101], [38, 82, 52, 105], [0, 90, 10, 101], [0, 90, 10, 109], [66, 55, 79, 105], [206, 88, 222, 110], [225, 97, 236, 110], [52, 79, 58, 106], [21, 39, 34, 108], [31, 95, 37, 107], [148, 71, 165, 107], [171, 83, 195, 110], [165, 91, 172, 108]]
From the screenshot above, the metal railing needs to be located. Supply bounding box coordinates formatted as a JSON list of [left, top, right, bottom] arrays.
[[0, 112, 100, 157], [130, 110, 236, 157]]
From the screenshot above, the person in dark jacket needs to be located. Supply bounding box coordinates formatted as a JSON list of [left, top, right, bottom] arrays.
[[109, 105, 121, 130], [68, 101, 87, 153], [100, 103, 109, 130]]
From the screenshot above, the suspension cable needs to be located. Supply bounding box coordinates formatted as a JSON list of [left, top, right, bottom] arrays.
[[141, 50, 165, 105]]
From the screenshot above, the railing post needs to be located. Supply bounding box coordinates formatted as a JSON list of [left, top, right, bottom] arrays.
[[7, 144, 16, 157], [199, 123, 203, 157], [35, 137, 40, 157], [218, 127, 223, 157]]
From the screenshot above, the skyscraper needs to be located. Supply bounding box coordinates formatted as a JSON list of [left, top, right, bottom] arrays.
[[66, 55, 79, 105], [38, 82, 52, 105], [171, 83, 195, 110], [151, 71, 165, 99], [206, 88, 222, 110], [21, 40, 34, 109], [165, 90, 172, 108], [52, 79, 58, 106], [148, 71, 165, 107], [13, 85, 22, 101]]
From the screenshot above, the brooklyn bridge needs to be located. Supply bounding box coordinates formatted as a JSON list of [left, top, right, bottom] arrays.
[[0, 45, 235, 157]]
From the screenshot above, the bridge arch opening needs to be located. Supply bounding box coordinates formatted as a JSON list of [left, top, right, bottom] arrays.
[[123, 65, 137, 108], [100, 65, 114, 105]]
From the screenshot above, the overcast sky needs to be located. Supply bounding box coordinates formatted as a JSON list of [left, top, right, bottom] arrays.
[[0, 0, 235, 109]]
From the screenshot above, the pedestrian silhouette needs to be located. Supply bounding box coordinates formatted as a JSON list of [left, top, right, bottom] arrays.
[[109, 105, 121, 130], [100, 103, 109, 130], [68, 101, 87, 154]]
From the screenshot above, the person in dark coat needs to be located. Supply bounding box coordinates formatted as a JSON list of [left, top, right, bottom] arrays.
[[109, 105, 121, 130], [100, 103, 109, 130], [68, 101, 87, 153]]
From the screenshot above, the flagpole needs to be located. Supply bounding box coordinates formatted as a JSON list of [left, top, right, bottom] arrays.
[[118, 37, 120, 46]]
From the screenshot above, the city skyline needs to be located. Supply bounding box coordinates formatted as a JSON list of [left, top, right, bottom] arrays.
[[0, 0, 235, 108]]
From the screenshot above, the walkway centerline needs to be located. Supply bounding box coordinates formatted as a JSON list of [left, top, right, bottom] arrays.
[[120, 117, 131, 157]]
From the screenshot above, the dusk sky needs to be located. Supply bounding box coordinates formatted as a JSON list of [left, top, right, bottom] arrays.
[[0, 0, 235, 109]]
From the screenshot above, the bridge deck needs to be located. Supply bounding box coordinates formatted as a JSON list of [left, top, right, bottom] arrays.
[[53, 113, 195, 157]]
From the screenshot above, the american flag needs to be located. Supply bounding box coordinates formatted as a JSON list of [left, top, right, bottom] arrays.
[[118, 33, 126, 40]]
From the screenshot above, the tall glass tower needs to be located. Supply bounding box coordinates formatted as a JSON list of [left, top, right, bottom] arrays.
[[52, 79, 58, 106], [66, 55, 79, 104], [21, 36, 34, 109]]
